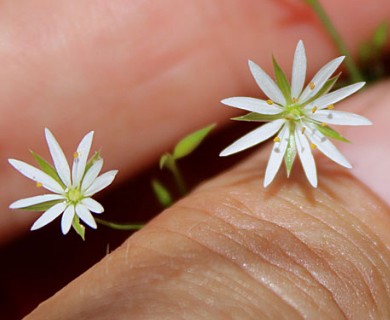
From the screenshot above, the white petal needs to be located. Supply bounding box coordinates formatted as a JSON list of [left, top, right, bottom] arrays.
[[294, 127, 317, 187], [306, 82, 365, 110], [31, 202, 67, 231], [61, 205, 75, 234], [10, 194, 65, 209], [248, 60, 286, 105], [76, 204, 97, 229], [72, 131, 94, 187], [291, 40, 306, 99], [84, 170, 118, 197], [220, 119, 286, 156], [300, 56, 344, 102], [81, 197, 104, 214], [304, 123, 351, 168], [221, 97, 283, 114], [45, 128, 71, 186], [8, 159, 64, 194], [310, 110, 372, 126], [81, 159, 104, 191], [264, 122, 290, 187]]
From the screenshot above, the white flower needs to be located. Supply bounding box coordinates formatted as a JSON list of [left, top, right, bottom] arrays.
[[220, 40, 372, 188], [9, 128, 118, 235]]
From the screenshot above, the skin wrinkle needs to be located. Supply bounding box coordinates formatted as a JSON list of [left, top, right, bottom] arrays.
[[130, 229, 288, 319], [187, 197, 346, 319], [145, 226, 301, 319], [174, 201, 342, 319]]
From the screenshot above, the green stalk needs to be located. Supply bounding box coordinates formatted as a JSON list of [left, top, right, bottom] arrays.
[[95, 218, 144, 230], [305, 0, 364, 82], [169, 160, 187, 196]]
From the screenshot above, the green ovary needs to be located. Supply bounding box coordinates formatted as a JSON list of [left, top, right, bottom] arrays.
[[67, 188, 83, 204], [285, 104, 304, 120]]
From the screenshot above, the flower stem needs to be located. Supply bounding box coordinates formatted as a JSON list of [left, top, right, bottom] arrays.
[[95, 218, 144, 230], [305, 0, 364, 82], [169, 160, 187, 196]]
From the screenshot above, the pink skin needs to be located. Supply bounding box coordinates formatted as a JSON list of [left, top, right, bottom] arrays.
[[1, 0, 390, 318]]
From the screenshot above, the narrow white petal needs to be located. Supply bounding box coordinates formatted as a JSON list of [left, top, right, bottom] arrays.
[[310, 110, 372, 126], [300, 56, 344, 102], [306, 82, 365, 110], [248, 60, 286, 105], [305, 123, 351, 168], [291, 40, 306, 99], [220, 119, 286, 157], [294, 127, 317, 187], [72, 131, 94, 187], [76, 204, 97, 229], [81, 159, 104, 191], [264, 122, 290, 187], [45, 128, 71, 186], [81, 197, 104, 214], [8, 159, 64, 194], [10, 194, 65, 209], [221, 97, 283, 114], [61, 205, 75, 234], [31, 202, 67, 231], [84, 170, 118, 197]]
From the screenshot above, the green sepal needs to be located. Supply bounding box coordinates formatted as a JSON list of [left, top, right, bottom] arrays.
[[272, 56, 291, 104], [151, 179, 173, 208], [85, 150, 101, 173], [30, 150, 65, 187], [315, 124, 350, 143], [232, 112, 281, 122], [72, 215, 86, 241], [284, 127, 296, 177], [19, 199, 64, 211], [304, 74, 340, 105], [173, 123, 215, 160]]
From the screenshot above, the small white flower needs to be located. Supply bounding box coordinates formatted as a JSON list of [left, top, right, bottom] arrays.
[[220, 40, 372, 188], [9, 128, 118, 235]]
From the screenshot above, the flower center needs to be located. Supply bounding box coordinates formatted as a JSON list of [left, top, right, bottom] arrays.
[[66, 188, 83, 204], [285, 103, 304, 121]]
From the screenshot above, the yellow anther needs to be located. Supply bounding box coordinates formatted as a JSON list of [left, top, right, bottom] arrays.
[[292, 97, 298, 103], [310, 143, 317, 150], [311, 106, 318, 113], [73, 151, 79, 159], [301, 127, 306, 134], [36, 182, 43, 188], [309, 82, 315, 90], [327, 104, 334, 110], [266, 99, 273, 105], [321, 122, 328, 127], [273, 136, 281, 143]]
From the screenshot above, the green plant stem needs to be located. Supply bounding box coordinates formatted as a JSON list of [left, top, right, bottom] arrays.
[[169, 160, 187, 196], [95, 218, 144, 230], [305, 0, 364, 82]]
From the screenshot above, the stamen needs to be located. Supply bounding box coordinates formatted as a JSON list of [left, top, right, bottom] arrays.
[[292, 97, 298, 103], [309, 82, 315, 90], [266, 99, 273, 105], [310, 143, 317, 150], [311, 106, 317, 113], [73, 152, 79, 159], [36, 182, 43, 188], [301, 127, 306, 134], [321, 122, 328, 127], [327, 104, 334, 110], [273, 136, 281, 143]]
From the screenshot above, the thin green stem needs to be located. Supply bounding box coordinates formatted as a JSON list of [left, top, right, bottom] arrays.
[[95, 218, 144, 230], [169, 160, 187, 196], [305, 0, 364, 82]]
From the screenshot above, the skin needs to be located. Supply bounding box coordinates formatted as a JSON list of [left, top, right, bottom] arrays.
[[0, 0, 389, 318]]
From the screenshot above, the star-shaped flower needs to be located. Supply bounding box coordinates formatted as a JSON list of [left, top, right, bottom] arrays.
[[9, 128, 118, 236], [220, 40, 372, 187]]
